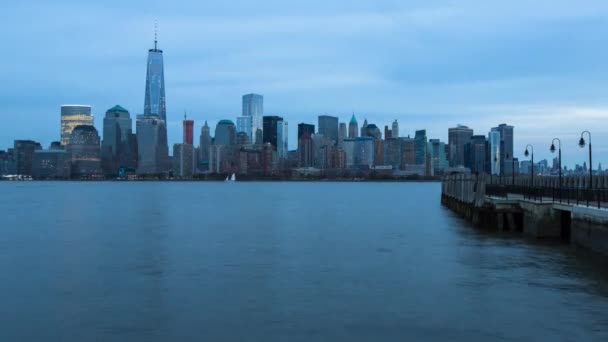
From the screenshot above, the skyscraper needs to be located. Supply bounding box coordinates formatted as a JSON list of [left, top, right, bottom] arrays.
[[137, 30, 169, 175], [415, 130, 427, 165], [13, 140, 42, 175], [428, 139, 448, 174], [183, 117, 194, 145], [318, 115, 339, 143], [263, 116, 283, 149], [277, 120, 289, 161], [338, 123, 347, 144], [61, 105, 93, 146], [360, 119, 368, 137], [492, 123, 514, 175], [236, 116, 253, 141], [465, 135, 488, 174], [348, 115, 358, 138], [488, 130, 501, 175], [392, 120, 399, 138], [215, 120, 236, 146], [298, 123, 315, 167], [68, 125, 102, 177], [101, 105, 133, 174], [242, 94, 263, 143], [199, 121, 211, 170], [448, 125, 474, 167]]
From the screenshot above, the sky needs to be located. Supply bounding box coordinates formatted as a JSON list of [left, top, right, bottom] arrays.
[[1, 0, 608, 168]]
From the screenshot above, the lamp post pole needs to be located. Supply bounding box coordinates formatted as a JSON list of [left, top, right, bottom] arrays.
[[525, 144, 534, 187], [579, 131, 592, 189], [550, 138, 562, 188]]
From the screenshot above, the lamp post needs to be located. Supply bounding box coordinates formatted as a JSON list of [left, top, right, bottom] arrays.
[[550, 138, 562, 188], [579, 131, 592, 189], [524, 144, 534, 186]]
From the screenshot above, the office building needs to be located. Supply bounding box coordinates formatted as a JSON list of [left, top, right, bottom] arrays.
[[236, 116, 253, 141], [465, 135, 488, 174], [199, 121, 211, 170], [61, 105, 94, 145], [492, 123, 514, 175], [428, 139, 448, 174], [215, 120, 236, 146], [348, 115, 358, 138], [263, 116, 283, 149], [183, 117, 194, 145], [242, 94, 263, 142], [68, 125, 101, 177], [392, 120, 399, 138], [136, 115, 168, 174], [277, 120, 288, 161], [298, 123, 315, 167], [13, 140, 42, 175], [489, 130, 501, 175], [173, 143, 195, 178], [354, 137, 374, 168], [101, 105, 134, 175], [448, 125, 474, 167], [318, 115, 339, 143], [414, 129, 427, 165], [338, 123, 347, 145], [32, 147, 70, 179]]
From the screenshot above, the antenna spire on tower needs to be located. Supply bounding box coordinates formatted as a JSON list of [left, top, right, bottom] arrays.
[[154, 20, 158, 50]]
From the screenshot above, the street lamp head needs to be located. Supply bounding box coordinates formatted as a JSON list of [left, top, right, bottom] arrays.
[[550, 143, 556, 153], [524, 148, 529, 157], [579, 137, 586, 148]]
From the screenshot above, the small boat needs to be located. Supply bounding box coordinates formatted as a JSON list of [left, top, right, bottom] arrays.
[[225, 173, 236, 182]]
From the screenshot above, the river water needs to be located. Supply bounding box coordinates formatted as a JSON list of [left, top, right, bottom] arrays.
[[1, 182, 607, 341]]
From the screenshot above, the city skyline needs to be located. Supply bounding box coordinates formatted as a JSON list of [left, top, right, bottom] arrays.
[[2, 1, 608, 167]]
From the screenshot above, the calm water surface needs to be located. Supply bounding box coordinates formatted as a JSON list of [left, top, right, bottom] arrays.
[[1, 182, 608, 341]]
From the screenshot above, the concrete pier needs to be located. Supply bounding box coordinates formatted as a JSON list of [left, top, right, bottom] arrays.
[[442, 174, 608, 256]]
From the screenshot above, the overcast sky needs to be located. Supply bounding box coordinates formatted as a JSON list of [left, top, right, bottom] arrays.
[[1, 0, 608, 167]]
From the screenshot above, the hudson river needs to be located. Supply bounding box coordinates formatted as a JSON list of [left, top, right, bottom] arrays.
[[1, 182, 607, 341]]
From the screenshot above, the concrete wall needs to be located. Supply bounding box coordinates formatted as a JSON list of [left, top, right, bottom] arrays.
[[571, 207, 608, 256], [518, 202, 561, 238]]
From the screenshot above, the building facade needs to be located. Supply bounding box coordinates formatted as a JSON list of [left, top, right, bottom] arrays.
[[318, 115, 339, 143], [242, 94, 263, 143], [448, 125, 474, 167], [61, 105, 93, 146], [67, 125, 101, 177]]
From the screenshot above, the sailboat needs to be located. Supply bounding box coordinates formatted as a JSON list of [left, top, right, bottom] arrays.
[[225, 173, 236, 182]]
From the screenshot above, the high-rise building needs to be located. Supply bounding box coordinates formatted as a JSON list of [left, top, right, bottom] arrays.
[[384, 126, 392, 139], [360, 119, 369, 137], [32, 147, 70, 179], [68, 125, 101, 177], [488, 130, 501, 175], [173, 143, 195, 178], [365, 124, 382, 140], [236, 116, 253, 141], [354, 137, 374, 168], [144, 34, 166, 120], [318, 115, 339, 143], [392, 120, 399, 138], [263, 116, 283, 149], [137, 32, 169, 175], [383, 138, 401, 169], [338, 122, 347, 145], [136, 115, 168, 174], [492, 123, 514, 175], [400, 138, 416, 167], [448, 125, 474, 167], [61, 105, 94, 145], [199, 121, 211, 170], [277, 120, 289, 161], [101, 105, 133, 174], [13, 140, 42, 175], [215, 120, 236, 146], [348, 115, 358, 138], [428, 139, 448, 174], [414, 129, 427, 165], [236, 132, 251, 145], [465, 135, 488, 174], [242, 94, 263, 141], [342, 138, 356, 168], [298, 123, 315, 167], [183, 117, 194, 145]]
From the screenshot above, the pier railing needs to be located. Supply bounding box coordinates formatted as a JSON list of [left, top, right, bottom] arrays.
[[485, 184, 608, 209]]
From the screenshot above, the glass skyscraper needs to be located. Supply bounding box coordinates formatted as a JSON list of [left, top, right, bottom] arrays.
[[242, 94, 263, 143], [137, 33, 169, 174], [61, 105, 93, 146]]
